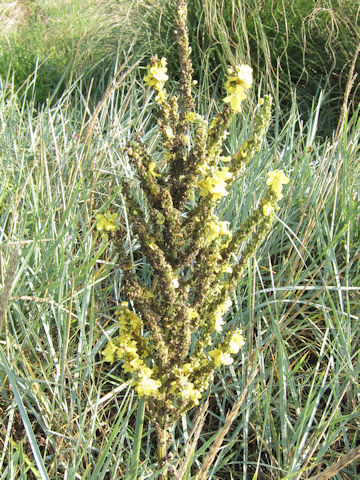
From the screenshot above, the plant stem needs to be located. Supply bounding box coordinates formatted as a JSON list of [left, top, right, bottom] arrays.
[[157, 418, 170, 480]]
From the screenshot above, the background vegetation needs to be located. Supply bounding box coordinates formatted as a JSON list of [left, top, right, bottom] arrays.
[[0, 0, 359, 479], [1, 0, 359, 132]]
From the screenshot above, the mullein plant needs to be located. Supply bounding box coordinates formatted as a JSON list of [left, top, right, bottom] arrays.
[[97, 0, 288, 477]]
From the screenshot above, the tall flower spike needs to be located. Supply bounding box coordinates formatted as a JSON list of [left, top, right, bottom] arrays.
[[98, 2, 290, 477]]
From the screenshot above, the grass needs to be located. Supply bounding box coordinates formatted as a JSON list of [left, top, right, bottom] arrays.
[[0, 1, 360, 478], [132, 0, 360, 136], [1, 0, 359, 135], [0, 0, 132, 103], [1, 60, 359, 478]]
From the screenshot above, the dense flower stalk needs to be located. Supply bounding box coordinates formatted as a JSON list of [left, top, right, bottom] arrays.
[[97, 1, 289, 477]]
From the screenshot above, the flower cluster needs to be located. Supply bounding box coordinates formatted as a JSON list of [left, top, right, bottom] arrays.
[[144, 57, 168, 104], [100, 59, 290, 410], [96, 212, 118, 233], [167, 326, 245, 406], [223, 64, 253, 112], [197, 168, 233, 201], [204, 216, 231, 244], [209, 329, 245, 366], [266, 169, 290, 199], [100, 64, 290, 415], [102, 303, 161, 398]]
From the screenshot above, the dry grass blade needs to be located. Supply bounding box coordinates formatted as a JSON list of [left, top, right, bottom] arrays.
[[0, 1, 30, 36], [293, 381, 351, 480], [336, 44, 360, 136], [197, 366, 259, 480], [0, 249, 18, 334], [82, 58, 141, 145], [307, 445, 360, 480], [176, 397, 209, 478]]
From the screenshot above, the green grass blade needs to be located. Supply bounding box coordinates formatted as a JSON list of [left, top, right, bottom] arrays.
[[127, 396, 146, 480], [88, 396, 131, 480], [0, 349, 50, 480]]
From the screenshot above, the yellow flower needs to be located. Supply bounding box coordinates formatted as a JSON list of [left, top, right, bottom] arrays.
[[223, 92, 246, 112], [102, 341, 118, 363], [135, 374, 162, 397], [197, 163, 208, 175], [185, 112, 201, 123], [229, 330, 245, 354], [164, 126, 174, 140], [116, 305, 142, 335], [266, 170, 289, 197], [152, 57, 168, 80], [171, 378, 202, 405], [122, 357, 145, 373], [144, 58, 168, 89], [127, 311, 142, 335], [263, 201, 275, 217], [223, 64, 253, 112], [204, 218, 231, 243], [217, 167, 233, 182], [189, 389, 202, 405], [212, 297, 232, 333], [197, 176, 226, 200], [148, 161, 160, 178], [118, 335, 138, 357], [96, 212, 118, 232], [197, 168, 233, 201], [209, 348, 234, 367], [219, 220, 231, 235], [227, 64, 253, 89], [224, 297, 232, 311]]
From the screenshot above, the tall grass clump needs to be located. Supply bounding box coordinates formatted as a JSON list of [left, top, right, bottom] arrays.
[[0, 58, 146, 479], [133, 0, 360, 136], [0, 0, 131, 104]]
